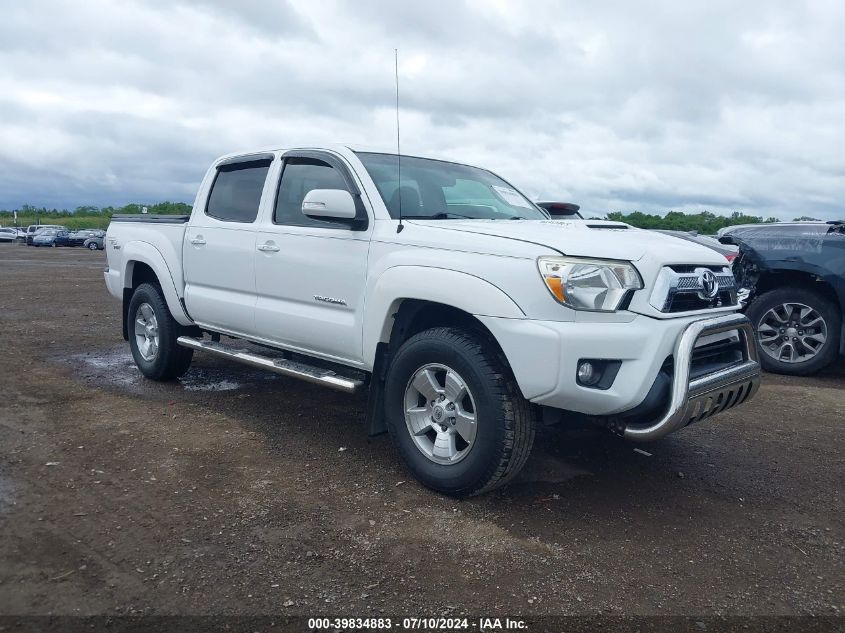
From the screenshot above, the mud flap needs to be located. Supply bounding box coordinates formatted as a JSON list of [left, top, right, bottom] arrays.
[[365, 343, 389, 437]]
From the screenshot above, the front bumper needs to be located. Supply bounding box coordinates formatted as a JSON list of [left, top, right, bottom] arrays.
[[621, 312, 760, 442], [478, 312, 761, 442]]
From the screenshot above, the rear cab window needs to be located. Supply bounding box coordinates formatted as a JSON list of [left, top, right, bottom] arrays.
[[206, 158, 272, 223]]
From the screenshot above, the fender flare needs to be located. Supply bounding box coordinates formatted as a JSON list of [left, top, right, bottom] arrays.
[[122, 241, 193, 326], [362, 265, 524, 367]]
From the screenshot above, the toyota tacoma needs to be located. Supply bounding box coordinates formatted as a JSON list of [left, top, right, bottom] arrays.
[[104, 146, 761, 496]]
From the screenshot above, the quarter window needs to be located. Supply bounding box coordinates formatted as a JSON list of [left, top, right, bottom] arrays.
[[206, 159, 272, 223], [274, 158, 350, 227]]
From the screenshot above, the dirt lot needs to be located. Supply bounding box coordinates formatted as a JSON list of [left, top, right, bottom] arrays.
[[0, 245, 843, 619]]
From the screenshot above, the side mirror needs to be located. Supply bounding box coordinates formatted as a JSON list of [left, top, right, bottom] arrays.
[[302, 189, 357, 220]]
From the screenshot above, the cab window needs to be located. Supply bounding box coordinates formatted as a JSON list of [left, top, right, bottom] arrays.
[[206, 159, 272, 223], [273, 158, 349, 227]]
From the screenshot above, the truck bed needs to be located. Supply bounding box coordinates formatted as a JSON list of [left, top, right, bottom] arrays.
[[105, 216, 190, 314]]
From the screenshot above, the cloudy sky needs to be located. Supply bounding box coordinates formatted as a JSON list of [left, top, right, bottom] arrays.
[[1, 0, 843, 219]]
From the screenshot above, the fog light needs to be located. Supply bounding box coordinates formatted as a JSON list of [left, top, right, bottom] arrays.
[[577, 361, 599, 386]]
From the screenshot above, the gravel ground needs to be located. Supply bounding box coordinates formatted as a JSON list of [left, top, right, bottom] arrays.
[[0, 245, 843, 619]]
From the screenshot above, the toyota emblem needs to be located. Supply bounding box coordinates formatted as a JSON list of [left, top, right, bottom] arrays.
[[699, 270, 719, 299]]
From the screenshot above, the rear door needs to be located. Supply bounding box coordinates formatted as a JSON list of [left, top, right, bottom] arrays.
[[253, 151, 372, 365], [183, 155, 274, 337]]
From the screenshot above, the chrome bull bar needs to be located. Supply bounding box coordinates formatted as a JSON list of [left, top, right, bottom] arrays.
[[624, 313, 761, 442]]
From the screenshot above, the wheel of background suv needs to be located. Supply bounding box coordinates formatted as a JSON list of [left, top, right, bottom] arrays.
[[87, 242, 98, 250], [384, 327, 536, 497], [127, 282, 193, 381], [746, 286, 841, 376]]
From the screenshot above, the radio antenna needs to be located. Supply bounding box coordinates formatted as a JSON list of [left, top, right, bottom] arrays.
[[394, 48, 404, 233]]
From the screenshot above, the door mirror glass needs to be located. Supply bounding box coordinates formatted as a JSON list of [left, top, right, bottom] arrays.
[[302, 189, 356, 220]]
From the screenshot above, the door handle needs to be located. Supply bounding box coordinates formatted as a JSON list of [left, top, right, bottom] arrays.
[[257, 243, 280, 253], [189, 236, 206, 245]]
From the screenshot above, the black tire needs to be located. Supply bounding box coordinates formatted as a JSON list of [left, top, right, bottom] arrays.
[[746, 286, 841, 376], [127, 282, 193, 380], [87, 242, 98, 250], [384, 327, 536, 497]]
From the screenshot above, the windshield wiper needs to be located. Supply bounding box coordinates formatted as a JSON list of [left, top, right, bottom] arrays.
[[401, 212, 528, 221], [402, 212, 476, 220]]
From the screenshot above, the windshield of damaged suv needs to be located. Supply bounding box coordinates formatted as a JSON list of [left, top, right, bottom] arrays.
[[355, 152, 548, 220]]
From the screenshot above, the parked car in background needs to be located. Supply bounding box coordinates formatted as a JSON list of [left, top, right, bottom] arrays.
[[25, 224, 66, 245], [31, 229, 61, 247], [653, 230, 738, 263], [84, 234, 105, 250], [54, 230, 97, 247], [723, 221, 845, 375], [717, 222, 828, 238], [33, 229, 62, 246], [0, 228, 17, 242], [536, 201, 584, 219]]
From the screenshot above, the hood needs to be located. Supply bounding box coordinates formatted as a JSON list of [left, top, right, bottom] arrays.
[[728, 224, 845, 285], [412, 219, 728, 264]]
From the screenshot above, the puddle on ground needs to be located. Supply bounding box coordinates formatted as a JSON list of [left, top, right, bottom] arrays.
[[67, 348, 279, 393], [516, 452, 594, 484], [0, 475, 15, 515], [73, 349, 138, 385], [180, 369, 243, 392]]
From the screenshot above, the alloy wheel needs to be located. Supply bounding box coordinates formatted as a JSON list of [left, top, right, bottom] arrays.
[[757, 302, 827, 364], [134, 302, 160, 361], [403, 363, 478, 465]]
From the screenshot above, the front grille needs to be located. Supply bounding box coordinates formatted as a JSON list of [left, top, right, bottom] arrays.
[[649, 265, 738, 313], [666, 290, 736, 312], [660, 336, 745, 380], [689, 337, 744, 379]]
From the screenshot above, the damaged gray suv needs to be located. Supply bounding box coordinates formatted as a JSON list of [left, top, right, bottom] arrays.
[[723, 222, 845, 375]]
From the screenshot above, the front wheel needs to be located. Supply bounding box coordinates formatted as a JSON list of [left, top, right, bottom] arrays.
[[127, 283, 193, 380], [746, 286, 841, 376], [87, 242, 98, 250], [384, 327, 536, 497]]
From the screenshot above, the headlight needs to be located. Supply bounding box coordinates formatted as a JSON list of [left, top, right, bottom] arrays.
[[538, 256, 643, 312]]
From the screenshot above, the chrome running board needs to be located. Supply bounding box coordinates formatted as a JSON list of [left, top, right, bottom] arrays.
[[176, 336, 365, 394]]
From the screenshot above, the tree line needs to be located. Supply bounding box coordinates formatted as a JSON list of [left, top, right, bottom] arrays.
[[602, 210, 786, 233], [0, 203, 824, 233], [0, 202, 192, 230]]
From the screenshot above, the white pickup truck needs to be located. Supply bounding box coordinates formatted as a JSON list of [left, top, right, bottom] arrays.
[[105, 145, 761, 496]]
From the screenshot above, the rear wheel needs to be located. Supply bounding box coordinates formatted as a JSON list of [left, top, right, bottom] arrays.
[[384, 327, 536, 497], [87, 242, 98, 250], [127, 283, 193, 380], [746, 286, 841, 375]]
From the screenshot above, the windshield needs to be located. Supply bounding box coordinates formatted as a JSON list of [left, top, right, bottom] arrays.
[[355, 152, 547, 220]]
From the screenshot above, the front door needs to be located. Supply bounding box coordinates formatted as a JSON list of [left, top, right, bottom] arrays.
[[254, 152, 371, 365], [183, 156, 273, 336]]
